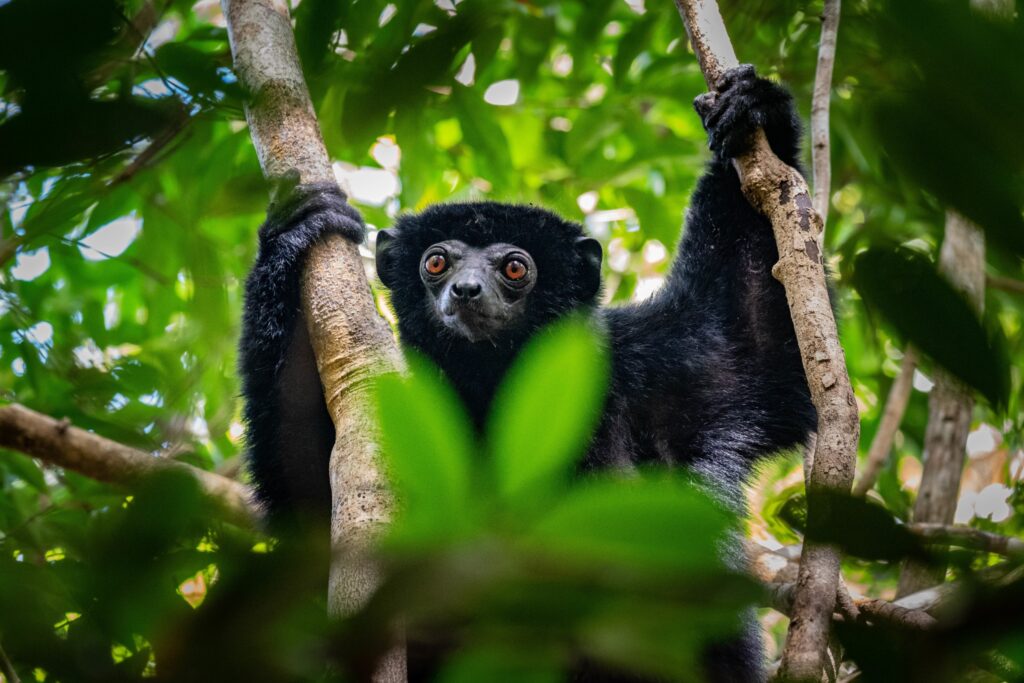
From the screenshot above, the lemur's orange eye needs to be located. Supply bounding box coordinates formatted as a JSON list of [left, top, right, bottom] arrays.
[[425, 253, 447, 275], [504, 259, 528, 281]]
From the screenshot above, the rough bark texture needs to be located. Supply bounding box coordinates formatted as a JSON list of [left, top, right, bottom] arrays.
[[221, 2, 405, 679], [854, 598, 938, 630], [673, 2, 859, 680], [0, 403, 254, 526], [852, 347, 916, 496], [898, 211, 985, 597], [803, 0, 839, 486], [811, 0, 840, 224], [673, 0, 738, 86]]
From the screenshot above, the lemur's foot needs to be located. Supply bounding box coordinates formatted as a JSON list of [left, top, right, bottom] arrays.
[[259, 182, 365, 244], [693, 64, 795, 160]]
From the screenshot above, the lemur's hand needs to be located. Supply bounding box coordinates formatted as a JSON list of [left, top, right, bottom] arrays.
[[693, 64, 797, 161], [258, 182, 366, 245]]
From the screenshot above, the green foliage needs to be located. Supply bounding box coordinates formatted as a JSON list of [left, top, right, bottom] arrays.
[[853, 246, 1011, 407], [0, 0, 1023, 679], [372, 321, 754, 680], [377, 352, 475, 543], [487, 318, 608, 504]]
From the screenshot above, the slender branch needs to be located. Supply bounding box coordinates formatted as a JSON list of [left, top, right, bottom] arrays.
[[672, 3, 858, 679], [86, 0, 165, 88], [908, 523, 1024, 559], [0, 237, 24, 269], [0, 403, 254, 527], [852, 347, 916, 496], [767, 580, 934, 630], [220, 2, 404, 679], [898, 211, 985, 597], [811, 0, 841, 224], [746, 540, 801, 584], [835, 581, 861, 623], [110, 107, 192, 187], [0, 637, 20, 683], [987, 274, 1024, 295], [768, 580, 799, 614], [853, 598, 937, 630]]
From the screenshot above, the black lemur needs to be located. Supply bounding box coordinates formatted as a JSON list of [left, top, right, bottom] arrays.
[[240, 66, 815, 681]]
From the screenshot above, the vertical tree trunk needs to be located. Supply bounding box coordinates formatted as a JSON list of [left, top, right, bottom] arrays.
[[802, 0, 841, 490], [811, 0, 840, 224], [897, 211, 985, 597], [673, 2, 859, 680], [221, 1, 405, 680]]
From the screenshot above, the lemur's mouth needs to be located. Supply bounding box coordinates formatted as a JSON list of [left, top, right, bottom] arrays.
[[439, 306, 504, 343]]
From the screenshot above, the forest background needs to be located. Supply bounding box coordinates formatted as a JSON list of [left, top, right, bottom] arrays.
[[1, 0, 1023, 680]]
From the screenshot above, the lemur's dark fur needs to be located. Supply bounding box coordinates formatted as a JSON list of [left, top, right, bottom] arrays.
[[240, 66, 815, 682]]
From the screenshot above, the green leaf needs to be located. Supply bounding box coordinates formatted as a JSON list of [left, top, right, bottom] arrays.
[[579, 598, 752, 681], [451, 87, 514, 190], [294, 0, 347, 74], [852, 246, 1011, 408], [779, 490, 929, 563], [155, 43, 240, 98], [512, 13, 556, 84], [437, 645, 560, 683], [376, 353, 475, 542], [612, 14, 656, 87], [487, 318, 608, 503], [529, 476, 733, 575], [0, 450, 48, 492]]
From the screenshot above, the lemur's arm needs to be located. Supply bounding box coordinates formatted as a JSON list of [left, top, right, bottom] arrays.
[[665, 66, 814, 462], [239, 183, 365, 525], [666, 65, 802, 301]]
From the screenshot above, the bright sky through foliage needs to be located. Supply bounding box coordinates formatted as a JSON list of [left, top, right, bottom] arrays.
[[78, 214, 142, 261], [484, 79, 520, 106]]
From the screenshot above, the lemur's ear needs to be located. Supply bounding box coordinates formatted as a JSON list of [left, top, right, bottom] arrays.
[[375, 229, 399, 289], [575, 236, 603, 300]]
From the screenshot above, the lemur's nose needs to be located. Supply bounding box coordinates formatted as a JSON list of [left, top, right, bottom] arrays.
[[451, 280, 482, 299]]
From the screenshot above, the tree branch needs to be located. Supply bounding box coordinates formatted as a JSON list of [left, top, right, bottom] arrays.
[[987, 274, 1024, 295], [852, 347, 916, 496], [0, 636, 20, 683], [853, 597, 937, 630], [805, 0, 841, 494], [220, 2, 404, 679], [908, 523, 1024, 559], [767, 579, 935, 630], [811, 0, 840, 224], [673, 2, 858, 679], [0, 403, 254, 527]]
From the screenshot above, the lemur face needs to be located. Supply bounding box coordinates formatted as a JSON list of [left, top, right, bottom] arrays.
[[417, 240, 537, 343]]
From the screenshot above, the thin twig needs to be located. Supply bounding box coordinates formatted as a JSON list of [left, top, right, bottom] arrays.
[[852, 347, 916, 496], [811, 0, 841, 224], [110, 107, 192, 187], [0, 637, 20, 683]]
